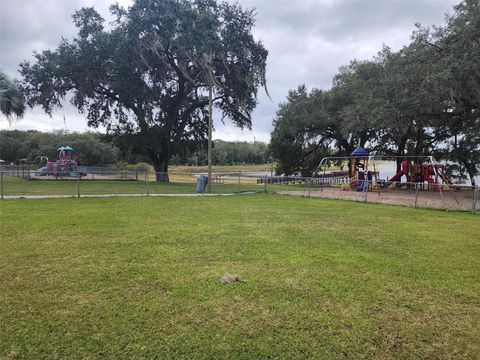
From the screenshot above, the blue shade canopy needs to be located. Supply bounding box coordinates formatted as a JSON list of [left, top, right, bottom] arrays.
[[57, 146, 74, 151], [351, 146, 369, 157]]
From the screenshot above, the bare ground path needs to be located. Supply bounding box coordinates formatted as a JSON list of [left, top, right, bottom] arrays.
[[278, 187, 475, 212]]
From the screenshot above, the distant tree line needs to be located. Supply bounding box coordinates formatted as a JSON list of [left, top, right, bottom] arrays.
[[0, 130, 120, 166], [0, 130, 268, 167], [270, 0, 480, 185], [170, 140, 269, 166]]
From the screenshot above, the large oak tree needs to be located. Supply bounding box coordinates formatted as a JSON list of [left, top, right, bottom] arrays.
[[269, 82, 374, 176], [20, 0, 268, 180], [270, 0, 479, 184]]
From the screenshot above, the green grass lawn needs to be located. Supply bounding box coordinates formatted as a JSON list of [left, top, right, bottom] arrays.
[[0, 195, 479, 359]]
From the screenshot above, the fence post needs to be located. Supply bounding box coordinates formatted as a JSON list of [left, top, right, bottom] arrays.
[[473, 185, 478, 215], [77, 172, 81, 198], [415, 183, 419, 208], [307, 177, 312, 197], [364, 185, 368, 202], [264, 175, 267, 193], [145, 172, 150, 196], [144, 171, 147, 194], [238, 171, 241, 193], [1, 171, 4, 200]]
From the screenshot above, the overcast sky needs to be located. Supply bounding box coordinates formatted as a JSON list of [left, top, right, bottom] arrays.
[[0, 0, 457, 142]]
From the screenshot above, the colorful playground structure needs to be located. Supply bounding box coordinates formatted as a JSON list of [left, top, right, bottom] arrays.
[[314, 147, 456, 192], [36, 146, 80, 178]]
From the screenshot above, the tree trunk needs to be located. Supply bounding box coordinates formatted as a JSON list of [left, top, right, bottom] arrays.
[[146, 128, 171, 182], [462, 159, 476, 187], [396, 157, 402, 174], [347, 159, 353, 178], [395, 140, 407, 173], [154, 163, 170, 182], [149, 146, 170, 182]]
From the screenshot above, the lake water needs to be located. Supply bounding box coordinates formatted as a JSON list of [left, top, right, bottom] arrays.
[[194, 172, 271, 178]]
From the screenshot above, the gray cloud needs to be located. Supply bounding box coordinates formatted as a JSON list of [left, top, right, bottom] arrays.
[[1, 0, 457, 141]]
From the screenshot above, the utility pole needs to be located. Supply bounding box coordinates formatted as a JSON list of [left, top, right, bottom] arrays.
[[207, 71, 225, 194], [208, 85, 213, 194]]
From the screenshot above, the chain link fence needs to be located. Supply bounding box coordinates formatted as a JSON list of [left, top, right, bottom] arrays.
[[0, 166, 477, 215], [0, 168, 269, 198], [259, 175, 478, 214], [302, 178, 478, 214]]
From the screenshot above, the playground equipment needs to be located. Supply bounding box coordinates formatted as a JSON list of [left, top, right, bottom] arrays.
[[383, 159, 454, 191], [349, 147, 373, 192], [36, 146, 80, 177], [313, 148, 457, 193]]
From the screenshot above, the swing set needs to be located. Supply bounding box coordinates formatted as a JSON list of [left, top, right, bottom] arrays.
[[312, 147, 456, 193]]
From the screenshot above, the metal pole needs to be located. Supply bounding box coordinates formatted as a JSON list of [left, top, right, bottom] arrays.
[[77, 172, 81, 198], [1, 172, 4, 200], [238, 171, 241, 192], [415, 183, 419, 208], [473, 185, 478, 215], [144, 171, 148, 196], [146, 173, 150, 196], [264, 175, 267, 193], [207, 85, 213, 194]]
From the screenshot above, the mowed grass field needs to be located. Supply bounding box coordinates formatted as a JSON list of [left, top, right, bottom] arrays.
[[0, 195, 479, 359], [1, 175, 305, 196]]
